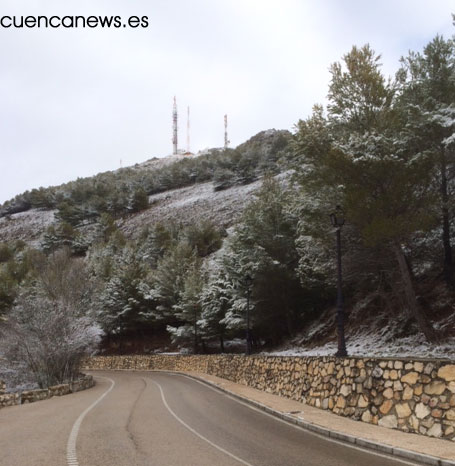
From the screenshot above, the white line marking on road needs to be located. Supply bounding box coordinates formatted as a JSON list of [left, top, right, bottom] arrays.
[[151, 378, 255, 466], [169, 373, 422, 466], [66, 376, 115, 466]]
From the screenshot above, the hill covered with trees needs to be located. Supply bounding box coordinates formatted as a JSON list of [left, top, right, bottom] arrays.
[[1, 33, 455, 389]]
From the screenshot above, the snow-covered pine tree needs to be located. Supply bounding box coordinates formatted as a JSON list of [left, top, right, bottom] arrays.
[[397, 35, 455, 287]]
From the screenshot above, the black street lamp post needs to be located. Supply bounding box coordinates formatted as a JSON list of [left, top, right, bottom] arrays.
[[330, 206, 348, 357], [245, 274, 253, 356]]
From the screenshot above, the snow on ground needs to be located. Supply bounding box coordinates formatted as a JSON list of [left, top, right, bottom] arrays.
[[131, 149, 214, 172], [265, 331, 455, 360], [0, 209, 56, 246], [119, 171, 294, 238], [261, 288, 455, 360], [132, 154, 189, 171], [119, 180, 263, 237]]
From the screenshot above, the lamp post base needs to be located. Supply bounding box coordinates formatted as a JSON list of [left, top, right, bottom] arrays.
[[335, 348, 348, 357], [246, 329, 252, 356]]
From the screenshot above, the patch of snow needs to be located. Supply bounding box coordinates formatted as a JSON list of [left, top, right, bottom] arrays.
[[0, 209, 56, 246], [120, 180, 260, 237], [133, 154, 189, 171], [265, 332, 455, 360], [119, 172, 293, 238]]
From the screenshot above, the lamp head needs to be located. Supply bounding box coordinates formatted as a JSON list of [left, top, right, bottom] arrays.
[[330, 205, 345, 228]]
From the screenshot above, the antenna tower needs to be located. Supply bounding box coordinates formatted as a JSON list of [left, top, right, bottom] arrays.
[[172, 96, 178, 155], [224, 114, 230, 149], [187, 106, 190, 153]]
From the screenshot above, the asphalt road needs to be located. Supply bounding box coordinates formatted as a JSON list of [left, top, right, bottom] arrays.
[[0, 371, 424, 466]]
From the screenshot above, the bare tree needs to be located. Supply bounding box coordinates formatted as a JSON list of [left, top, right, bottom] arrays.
[[0, 248, 102, 389]]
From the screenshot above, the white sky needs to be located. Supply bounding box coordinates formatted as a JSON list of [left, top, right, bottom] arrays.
[[0, 0, 453, 203]]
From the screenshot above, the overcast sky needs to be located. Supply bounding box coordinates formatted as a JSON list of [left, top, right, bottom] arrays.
[[0, 0, 454, 203]]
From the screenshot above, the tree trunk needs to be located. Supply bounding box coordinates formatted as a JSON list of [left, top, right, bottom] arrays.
[[440, 151, 453, 287], [219, 335, 225, 353], [193, 312, 198, 355], [285, 311, 294, 338], [393, 242, 438, 342]]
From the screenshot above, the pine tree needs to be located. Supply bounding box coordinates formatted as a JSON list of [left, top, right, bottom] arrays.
[[397, 35, 455, 287], [94, 246, 154, 335], [167, 261, 205, 353], [200, 271, 233, 351], [220, 177, 305, 345], [150, 241, 198, 322], [294, 45, 439, 341]]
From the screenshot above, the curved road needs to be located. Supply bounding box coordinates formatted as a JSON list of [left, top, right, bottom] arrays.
[[0, 371, 424, 466]]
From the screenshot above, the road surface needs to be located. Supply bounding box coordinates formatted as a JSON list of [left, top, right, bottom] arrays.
[[0, 371, 424, 466]]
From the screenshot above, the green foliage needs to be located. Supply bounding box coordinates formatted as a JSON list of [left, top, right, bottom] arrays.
[[328, 139, 437, 246], [213, 167, 236, 191], [151, 241, 199, 321], [94, 246, 153, 334], [168, 261, 205, 352], [129, 187, 149, 212], [293, 42, 451, 341], [55, 200, 87, 226], [328, 44, 394, 132], [137, 222, 180, 268], [397, 35, 455, 286], [41, 222, 89, 256], [183, 221, 224, 258], [98, 213, 117, 243], [89, 219, 224, 346], [0, 270, 16, 316], [0, 243, 13, 263], [0, 244, 42, 317], [218, 177, 311, 345], [200, 271, 233, 349], [295, 44, 437, 249]]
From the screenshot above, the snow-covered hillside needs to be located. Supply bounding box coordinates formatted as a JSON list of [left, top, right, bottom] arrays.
[[265, 300, 455, 360], [119, 180, 262, 237], [0, 176, 279, 245], [267, 331, 455, 360], [130, 153, 189, 171], [0, 209, 56, 246]]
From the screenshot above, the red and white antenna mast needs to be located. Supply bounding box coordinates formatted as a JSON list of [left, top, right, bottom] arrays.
[[224, 114, 230, 149], [172, 96, 178, 155], [186, 106, 190, 153]]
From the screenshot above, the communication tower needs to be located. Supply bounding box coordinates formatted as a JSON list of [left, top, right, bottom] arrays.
[[224, 114, 230, 149], [187, 106, 190, 153], [172, 96, 178, 155]]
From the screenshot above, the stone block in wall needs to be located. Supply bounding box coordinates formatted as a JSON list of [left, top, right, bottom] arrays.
[[0, 374, 95, 410], [71, 375, 95, 393], [21, 389, 49, 404], [0, 392, 20, 408], [49, 384, 71, 397]]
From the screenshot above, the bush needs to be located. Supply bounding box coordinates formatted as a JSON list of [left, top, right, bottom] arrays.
[[0, 249, 102, 388], [0, 293, 102, 388]]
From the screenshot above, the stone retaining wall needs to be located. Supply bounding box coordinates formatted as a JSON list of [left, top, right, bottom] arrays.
[[0, 392, 20, 408], [0, 374, 95, 409], [84, 355, 455, 441]]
